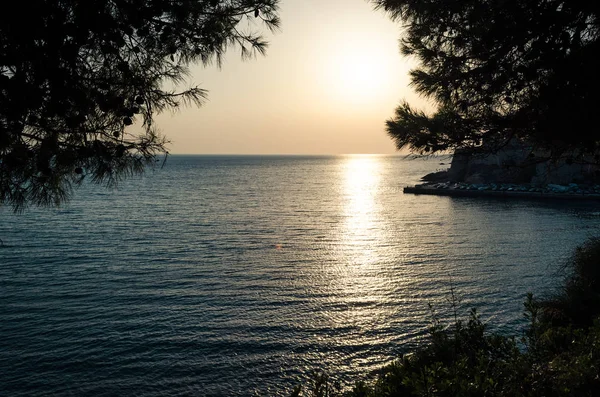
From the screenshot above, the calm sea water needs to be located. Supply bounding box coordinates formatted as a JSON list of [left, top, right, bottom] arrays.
[[2, 155, 600, 396]]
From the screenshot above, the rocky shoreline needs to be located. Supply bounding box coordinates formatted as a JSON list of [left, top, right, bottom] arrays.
[[404, 182, 600, 201]]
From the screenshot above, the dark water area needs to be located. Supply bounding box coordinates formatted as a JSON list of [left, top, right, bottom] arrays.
[[2, 155, 600, 396]]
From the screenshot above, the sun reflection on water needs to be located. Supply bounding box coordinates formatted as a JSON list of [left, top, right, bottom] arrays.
[[322, 155, 395, 334], [341, 154, 383, 264]]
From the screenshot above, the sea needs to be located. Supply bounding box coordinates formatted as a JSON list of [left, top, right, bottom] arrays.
[[2, 154, 600, 396]]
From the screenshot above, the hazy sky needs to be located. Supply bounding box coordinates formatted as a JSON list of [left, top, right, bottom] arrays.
[[159, 0, 430, 154]]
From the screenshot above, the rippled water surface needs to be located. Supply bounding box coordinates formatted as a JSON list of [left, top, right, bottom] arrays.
[[2, 155, 600, 396]]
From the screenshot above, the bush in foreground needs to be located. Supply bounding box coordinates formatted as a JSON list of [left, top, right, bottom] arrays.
[[291, 239, 600, 397]]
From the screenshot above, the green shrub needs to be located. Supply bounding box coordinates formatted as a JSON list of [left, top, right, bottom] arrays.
[[540, 237, 600, 328], [289, 238, 600, 397]]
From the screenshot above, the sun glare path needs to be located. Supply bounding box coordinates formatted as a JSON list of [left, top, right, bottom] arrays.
[[343, 155, 381, 235], [321, 155, 393, 329], [341, 157, 385, 284]]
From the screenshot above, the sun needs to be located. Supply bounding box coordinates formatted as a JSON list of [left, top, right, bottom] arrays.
[[321, 43, 394, 106], [336, 56, 387, 94]]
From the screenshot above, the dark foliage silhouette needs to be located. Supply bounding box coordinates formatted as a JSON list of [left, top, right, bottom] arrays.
[[0, 0, 279, 210], [291, 239, 600, 396], [371, 0, 600, 159]]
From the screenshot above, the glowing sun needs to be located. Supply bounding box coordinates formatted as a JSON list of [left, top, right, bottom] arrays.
[[322, 45, 393, 106]]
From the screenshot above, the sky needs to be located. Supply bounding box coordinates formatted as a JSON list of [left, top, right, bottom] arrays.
[[159, 0, 430, 155]]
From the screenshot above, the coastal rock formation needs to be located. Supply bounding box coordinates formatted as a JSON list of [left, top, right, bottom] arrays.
[[439, 142, 600, 186]]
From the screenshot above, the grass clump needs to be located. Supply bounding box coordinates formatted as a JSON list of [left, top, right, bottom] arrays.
[[290, 238, 600, 397]]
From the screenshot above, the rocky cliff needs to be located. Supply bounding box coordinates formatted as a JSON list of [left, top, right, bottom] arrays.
[[440, 142, 599, 186]]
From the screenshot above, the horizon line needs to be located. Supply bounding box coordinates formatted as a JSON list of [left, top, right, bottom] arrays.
[[165, 152, 432, 156]]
